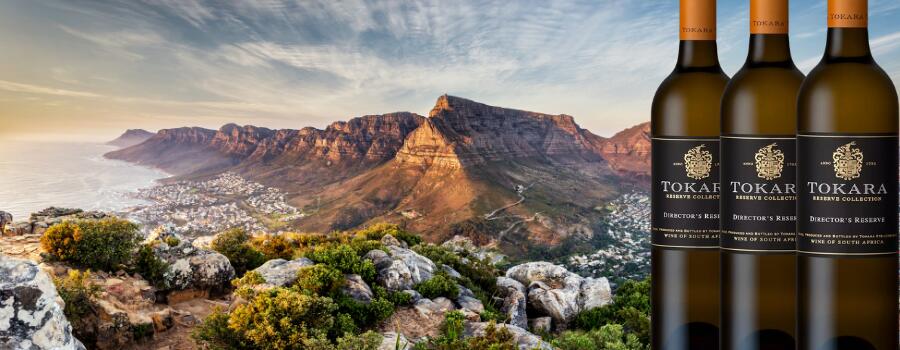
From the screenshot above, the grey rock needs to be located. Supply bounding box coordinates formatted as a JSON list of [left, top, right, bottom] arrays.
[[365, 249, 393, 270], [457, 295, 484, 314], [381, 234, 403, 248], [0, 211, 12, 235], [342, 274, 374, 303], [529, 317, 553, 333], [441, 264, 462, 279], [496, 277, 526, 296], [414, 298, 455, 317], [0, 255, 86, 350], [368, 246, 436, 292], [500, 288, 528, 329], [156, 244, 235, 292], [506, 262, 612, 325], [379, 332, 412, 350], [250, 258, 314, 288]]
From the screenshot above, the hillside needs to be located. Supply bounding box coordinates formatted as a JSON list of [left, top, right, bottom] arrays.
[[105, 96, 649, 257], [106, 129, 154, 148]]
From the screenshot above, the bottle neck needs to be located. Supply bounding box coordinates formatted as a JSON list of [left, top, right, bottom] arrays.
[[746, 34, 793, 65], [825, 27, 872, 60], [676, 40, 721, 70]]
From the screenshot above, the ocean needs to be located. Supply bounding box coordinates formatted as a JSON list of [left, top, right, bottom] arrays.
[[0, 141, 168, 220]]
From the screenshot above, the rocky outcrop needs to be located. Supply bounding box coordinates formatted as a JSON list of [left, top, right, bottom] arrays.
[[5, 207, 109, 237], [496, 277, 528, 329], [504, 262, 612, 327], [367, 235, 436, 292], [0, 211, 12, 236], [0, 256, 85, 350], [106, 129, 154, 148], [342, 274, 374, 303], [151, 235, 234, 294], [250, 258, 314, 288]]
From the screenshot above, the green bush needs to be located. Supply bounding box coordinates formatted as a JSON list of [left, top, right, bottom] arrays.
[[336, 296, 395, 327], [305, 244, 376, 282], [232, 271, 267, 299], [420, 312, 516, 350], [251, 234, 296, 261], [164, 236, 181, 247], [571, 279, 650, 345], [229, 288, 338, 349], [357, 223, 422, 247], [296, 264, 345, 296], [41, 221, 81, 261], [414, 272, 459, 300], [132, 244, 170, 288], [553, 324, 647, 350], [211, 228, 266, 276], [53, 269, 100, 322], [41, 218, 141, 271]]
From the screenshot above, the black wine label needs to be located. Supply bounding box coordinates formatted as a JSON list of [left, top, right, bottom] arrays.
[[721, 137, 797, 251], [797, 134, 899, 255], [652, 138, 720, 248]]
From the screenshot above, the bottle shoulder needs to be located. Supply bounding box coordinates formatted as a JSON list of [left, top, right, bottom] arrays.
[[652, 69, 730, 137], [721, 65, 805, 135], [798, 60, 899, 134]]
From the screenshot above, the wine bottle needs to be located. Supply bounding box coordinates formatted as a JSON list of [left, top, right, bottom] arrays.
[[651, 0, 729, 349], [720, 1, 804, 349], [797, 0, 899, 349]]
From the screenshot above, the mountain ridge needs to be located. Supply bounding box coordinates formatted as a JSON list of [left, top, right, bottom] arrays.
[[105, 96, 649, 254]]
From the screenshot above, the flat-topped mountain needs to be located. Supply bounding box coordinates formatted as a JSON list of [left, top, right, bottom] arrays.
[[106, 96, 649, 256], [106, 128, 154, 148]]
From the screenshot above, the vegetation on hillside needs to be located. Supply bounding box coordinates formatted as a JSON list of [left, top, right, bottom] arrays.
[[41, 218, 141, 271], [552, 279, 651, 350]]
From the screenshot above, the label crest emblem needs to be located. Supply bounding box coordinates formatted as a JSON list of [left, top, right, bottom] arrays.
[[754, 143, 784, 180], [832, 141, 863, 180], [684, 144, 712, 180]]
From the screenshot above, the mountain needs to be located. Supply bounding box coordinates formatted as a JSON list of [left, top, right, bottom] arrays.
[[106, 129, 154, 148], [106, 96, 649, 257]]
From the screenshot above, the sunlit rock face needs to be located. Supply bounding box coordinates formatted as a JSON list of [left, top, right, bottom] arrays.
[[0, 256, 86, 350]]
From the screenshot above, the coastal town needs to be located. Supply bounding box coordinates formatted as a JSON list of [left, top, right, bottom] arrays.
[[567, 191, 651, 284], [123, 172, 303, 236]]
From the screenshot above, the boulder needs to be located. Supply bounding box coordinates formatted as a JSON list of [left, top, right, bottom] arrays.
[[0, 255, 86, 350], [457, 295, 484, 314], [529, 317, 552, 333], [402, 289, 422, 303], [464, 322, 553, 350], [505, 262, 611, 326], [342, 274, 374, 303], [367, 245, 436, 292], [441, 235, 506, 265], [250, 258, 314, 288], [379, 332, 413, 350], [496, 277, 528, 329], [0, 211, 12, 235], [154, 242, 235, 293], [414, 297, 455, 317]]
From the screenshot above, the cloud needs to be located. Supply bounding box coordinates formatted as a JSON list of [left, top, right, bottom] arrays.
[[0, 80, 103, 98], [872, 31, 900, 55]]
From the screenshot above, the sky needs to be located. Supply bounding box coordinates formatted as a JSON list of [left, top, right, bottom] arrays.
[[0, 0, 899, 142]]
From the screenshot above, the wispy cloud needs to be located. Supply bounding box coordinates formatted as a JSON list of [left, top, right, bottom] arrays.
[[0, 80, 102, 98]]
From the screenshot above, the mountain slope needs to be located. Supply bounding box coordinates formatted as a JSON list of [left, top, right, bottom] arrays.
[[106, 129, 155, 148], [107, 96, 649, 257]]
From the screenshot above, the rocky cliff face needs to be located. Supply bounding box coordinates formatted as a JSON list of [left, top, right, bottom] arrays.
[[105, 113, 426, 177], [396, 96, 603, 169], [106, 129, 155, 148], [592, 122, 650, 176]]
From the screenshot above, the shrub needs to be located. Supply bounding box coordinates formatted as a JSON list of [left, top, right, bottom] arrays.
[[296, 264, 345, 296], [42, 218, 141, 271], [192, 309, 246, 349], [251, 234, 295, 261], [211, 228, 266, 276], [232, 271, 266, 299], [333, 331, 382, 350], [571, 279, 650, 345], [228, 288, 338, 349], [336, 296, 395, 327], [553, 324, 647, 350], [414, 272, 459, 300], [357, 223, 422, 247], [53, 269, 100, 322], [464, 322, 516, 350], [305, 244, 376, 282], [438, 310, 466, 345], [132, 244, 170, 288], [41, 221, 81, 262], [164, 236, 181, 247]]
